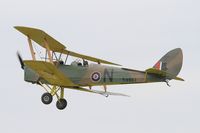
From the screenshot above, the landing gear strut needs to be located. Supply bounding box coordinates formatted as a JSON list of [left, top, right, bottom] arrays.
[[165, 79, 171, 87], [56, 87, 67, 110], [39, 82, 68, 110]]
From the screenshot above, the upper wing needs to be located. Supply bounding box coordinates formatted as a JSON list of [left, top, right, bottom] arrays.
[[15, 26, 66, 52], [63, 50, 121, 66], [24, 60, 75, 86], [15, 26, 120, 66]]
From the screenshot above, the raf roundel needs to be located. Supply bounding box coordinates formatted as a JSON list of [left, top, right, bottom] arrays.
[[91, 72, 101, 82]]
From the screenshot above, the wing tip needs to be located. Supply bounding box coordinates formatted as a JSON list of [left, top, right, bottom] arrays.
[[14, 26, 42, 32]]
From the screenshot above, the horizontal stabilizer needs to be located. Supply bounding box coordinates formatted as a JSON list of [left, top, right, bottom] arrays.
[[146, 68, 184, 81]]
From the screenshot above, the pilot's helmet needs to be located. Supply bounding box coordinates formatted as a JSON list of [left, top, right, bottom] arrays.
[[83, 60, 88, 66], [71, 61, 82, 66]]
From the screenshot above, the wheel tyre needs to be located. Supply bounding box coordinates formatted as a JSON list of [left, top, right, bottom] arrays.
[[41, 93, 53, 105], [56, 99, 67, 110]]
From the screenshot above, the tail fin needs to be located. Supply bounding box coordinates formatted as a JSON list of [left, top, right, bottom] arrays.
[[146, 48, 184, 81]]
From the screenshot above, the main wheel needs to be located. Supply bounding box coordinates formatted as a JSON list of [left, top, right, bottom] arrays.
[[56, 99, 67, 110], [41, 93, 53, 105]]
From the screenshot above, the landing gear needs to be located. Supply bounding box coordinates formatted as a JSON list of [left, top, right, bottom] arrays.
[[39, 82, 68, 110], [41, 92, 53, 104], [165, 79, 171, 87], [56, 99, 67, 110], [103, 85, 109, 97]]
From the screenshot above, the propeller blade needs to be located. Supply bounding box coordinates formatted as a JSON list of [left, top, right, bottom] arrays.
[[17, 51, 24, 69]]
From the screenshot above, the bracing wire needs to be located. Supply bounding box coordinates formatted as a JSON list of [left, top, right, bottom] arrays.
[[32, 42, 43, 60]]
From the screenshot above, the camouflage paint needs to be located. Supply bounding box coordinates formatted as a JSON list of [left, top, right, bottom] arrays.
[[24, 48, 183, 88]]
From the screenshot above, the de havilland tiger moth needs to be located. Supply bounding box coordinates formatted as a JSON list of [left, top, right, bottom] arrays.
[[15, 26, 184, 110]]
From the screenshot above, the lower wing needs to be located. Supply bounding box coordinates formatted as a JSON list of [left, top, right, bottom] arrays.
[[24, 60, 75, 86], [68, 86, 130, 97]]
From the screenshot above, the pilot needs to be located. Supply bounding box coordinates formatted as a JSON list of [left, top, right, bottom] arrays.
[[71, 60, 85, 66], [59, 60, 64, 65], [83, 60, 88, 66], [77, 62, 82, 66]]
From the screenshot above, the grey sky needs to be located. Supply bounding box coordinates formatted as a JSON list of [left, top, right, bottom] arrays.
[[0, 0, 199, 133]]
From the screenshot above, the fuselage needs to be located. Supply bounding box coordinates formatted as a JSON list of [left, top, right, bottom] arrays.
[[24, 62, 163, 87]]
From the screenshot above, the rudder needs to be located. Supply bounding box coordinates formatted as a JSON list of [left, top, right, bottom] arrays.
[[153, 48, 183, 77]]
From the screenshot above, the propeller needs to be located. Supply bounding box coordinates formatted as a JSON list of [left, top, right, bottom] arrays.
[[17, 51, 24, 69]]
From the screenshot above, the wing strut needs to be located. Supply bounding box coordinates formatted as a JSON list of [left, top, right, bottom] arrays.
[[44, 38, 53, 64], [27, 36, 36, 60]]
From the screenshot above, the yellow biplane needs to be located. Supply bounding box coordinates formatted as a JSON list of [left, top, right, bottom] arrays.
[[15, 26, 184, 110]]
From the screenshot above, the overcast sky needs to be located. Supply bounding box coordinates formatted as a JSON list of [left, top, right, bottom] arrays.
[[0, 0, 199, 133]]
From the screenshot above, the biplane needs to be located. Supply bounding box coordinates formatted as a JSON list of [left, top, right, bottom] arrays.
[[15, 26, 184, 110]]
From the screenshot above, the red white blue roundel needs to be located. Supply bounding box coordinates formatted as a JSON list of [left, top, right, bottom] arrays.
[[91, 72, 101, 82]]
